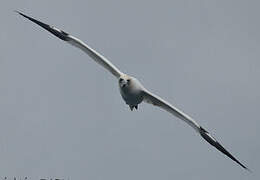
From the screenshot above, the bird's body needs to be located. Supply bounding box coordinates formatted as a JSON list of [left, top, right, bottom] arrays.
[[16, 11, 249, 171], [118, 75, 144, 110]]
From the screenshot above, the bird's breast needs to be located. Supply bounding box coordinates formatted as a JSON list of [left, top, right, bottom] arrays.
[[119, 86, 143, 106]]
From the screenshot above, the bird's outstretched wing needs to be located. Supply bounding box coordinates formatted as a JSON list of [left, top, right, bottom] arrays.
[[142, 89, 249, 170], [16, 11, 123, 78]]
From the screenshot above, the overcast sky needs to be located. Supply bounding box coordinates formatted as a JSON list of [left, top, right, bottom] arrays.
[[0, 0, 259, 179]]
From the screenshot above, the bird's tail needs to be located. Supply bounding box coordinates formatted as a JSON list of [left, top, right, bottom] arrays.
[[199, 126, 250, 171]]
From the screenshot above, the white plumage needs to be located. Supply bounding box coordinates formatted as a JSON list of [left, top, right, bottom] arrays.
[[16, 11, 249, 170]]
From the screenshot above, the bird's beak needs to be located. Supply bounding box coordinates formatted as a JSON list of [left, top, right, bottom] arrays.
[[121, 80, 127, 88]]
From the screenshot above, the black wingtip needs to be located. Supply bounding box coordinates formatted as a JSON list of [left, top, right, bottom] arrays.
[[199, 127, 250, 171], [16, 10, 70, 41], [14, 10, 21, 14]]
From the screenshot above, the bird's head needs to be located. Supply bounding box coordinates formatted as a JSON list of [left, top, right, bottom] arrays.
[[118, 75, 131, 88]]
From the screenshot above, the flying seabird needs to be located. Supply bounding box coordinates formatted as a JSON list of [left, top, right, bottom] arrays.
[[16, 11, 249, 170]]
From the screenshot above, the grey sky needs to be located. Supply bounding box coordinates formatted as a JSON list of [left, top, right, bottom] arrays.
[[0, 0, 259, 179]]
